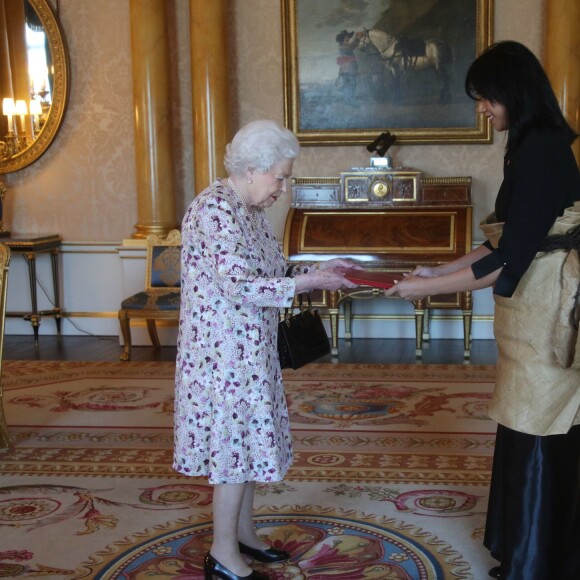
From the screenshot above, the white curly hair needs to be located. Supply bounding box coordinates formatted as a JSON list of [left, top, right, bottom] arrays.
[[224, 120, 300, 175]]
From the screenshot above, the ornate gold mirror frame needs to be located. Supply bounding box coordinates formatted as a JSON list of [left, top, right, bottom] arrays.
[[0, 0, 70, 173]]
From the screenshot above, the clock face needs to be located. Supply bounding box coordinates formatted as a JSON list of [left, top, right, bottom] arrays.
[[371, 180, 390, 199], [343, 171, 421, 205]]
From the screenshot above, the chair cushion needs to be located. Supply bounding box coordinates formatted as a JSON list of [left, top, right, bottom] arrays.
[[121, 290, 181, 311]]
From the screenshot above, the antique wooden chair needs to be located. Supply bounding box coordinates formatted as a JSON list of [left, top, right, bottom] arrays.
[[118, 229, 181, 361], [0, 244, 12, 448]]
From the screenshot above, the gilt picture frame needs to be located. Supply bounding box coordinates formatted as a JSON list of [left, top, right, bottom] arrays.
[[281, 0, 494, 145]]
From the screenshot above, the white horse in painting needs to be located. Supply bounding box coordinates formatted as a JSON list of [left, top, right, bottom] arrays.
[[359, 28, 453, 104]]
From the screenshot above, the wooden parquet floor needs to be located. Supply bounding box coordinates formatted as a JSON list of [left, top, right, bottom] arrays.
[[3, 335, 498, 365]]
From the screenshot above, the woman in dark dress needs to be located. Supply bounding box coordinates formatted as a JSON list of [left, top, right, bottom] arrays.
[[385, 41, 580, 580]]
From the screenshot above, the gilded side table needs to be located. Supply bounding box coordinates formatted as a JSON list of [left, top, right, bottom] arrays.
[[4, 234, 62, 345]]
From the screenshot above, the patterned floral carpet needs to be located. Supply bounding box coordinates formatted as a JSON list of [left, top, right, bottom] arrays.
[[0, 361, 498, 579]]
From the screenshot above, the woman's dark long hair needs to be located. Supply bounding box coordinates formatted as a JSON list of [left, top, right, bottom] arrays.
[[465, 41, 577, 157]]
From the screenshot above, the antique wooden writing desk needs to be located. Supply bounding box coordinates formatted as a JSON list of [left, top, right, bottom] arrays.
[[283, 175, 473, 357]]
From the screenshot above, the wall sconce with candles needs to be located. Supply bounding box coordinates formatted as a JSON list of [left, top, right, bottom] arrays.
[[2, 98, 15, 134], [0, 98, 21, 160], [0, 97, 44, 161]]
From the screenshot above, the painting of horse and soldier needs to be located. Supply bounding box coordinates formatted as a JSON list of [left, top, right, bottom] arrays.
[[283, 0, 491, 143], [358, 28, 453, 105]]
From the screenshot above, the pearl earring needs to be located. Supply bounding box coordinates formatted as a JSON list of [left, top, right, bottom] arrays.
[[248, 179, 253, 184]]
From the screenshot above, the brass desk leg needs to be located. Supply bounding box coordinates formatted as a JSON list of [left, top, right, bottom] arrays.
[[422, 309, 431, 342], [50, 249, 62, 334], [343, 298, 353, 341], [21, 249, 61, 344], [328, 308, 340, 357], [414, 302, 426, 358], [463, 310, 473, 358], [23, 252, 40, 346], [461, 292, 473, 359]]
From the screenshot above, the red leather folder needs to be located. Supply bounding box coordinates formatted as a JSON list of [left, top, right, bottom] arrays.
[[339, 268, 404, 289]]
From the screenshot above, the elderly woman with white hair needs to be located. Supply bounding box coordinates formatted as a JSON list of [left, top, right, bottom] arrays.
[[173, 120, 358, 580]]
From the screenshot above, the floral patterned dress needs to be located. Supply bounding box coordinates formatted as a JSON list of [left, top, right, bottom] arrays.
[[173, 180, 312, 484]]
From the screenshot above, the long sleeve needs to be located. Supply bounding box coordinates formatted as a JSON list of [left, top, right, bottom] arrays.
[[471, 130, 580, 297], [184, 191, 296, 309]]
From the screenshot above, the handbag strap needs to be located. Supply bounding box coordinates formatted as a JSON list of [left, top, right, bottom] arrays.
[[281, 265, 296, 321], [296, 293, 313, 311], [282, 292, 313, 321], [281, 264, 313, 317]]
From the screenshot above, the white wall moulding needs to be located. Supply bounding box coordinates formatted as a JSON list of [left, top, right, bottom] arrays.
[[4, 241, 495, 343]]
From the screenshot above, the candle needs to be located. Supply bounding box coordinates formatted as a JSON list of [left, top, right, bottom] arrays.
[[15, 100, 28, 133], [30, 100, 42, 131], [2, 98, 15, 133]]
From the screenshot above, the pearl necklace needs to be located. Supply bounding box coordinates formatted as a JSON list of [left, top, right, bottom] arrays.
[[227, 177, 258, 227]]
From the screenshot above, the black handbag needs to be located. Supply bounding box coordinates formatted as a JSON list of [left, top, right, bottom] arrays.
[[277, 293, 331, 370]]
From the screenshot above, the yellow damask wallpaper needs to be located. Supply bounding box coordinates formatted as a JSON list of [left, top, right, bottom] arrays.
[[2, 0, 543, 242]]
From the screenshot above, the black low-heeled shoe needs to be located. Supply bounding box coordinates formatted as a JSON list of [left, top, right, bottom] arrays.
[[238, 541, 290, 563], [204, 552, 270, 580], [488, 565, 502, 578]]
